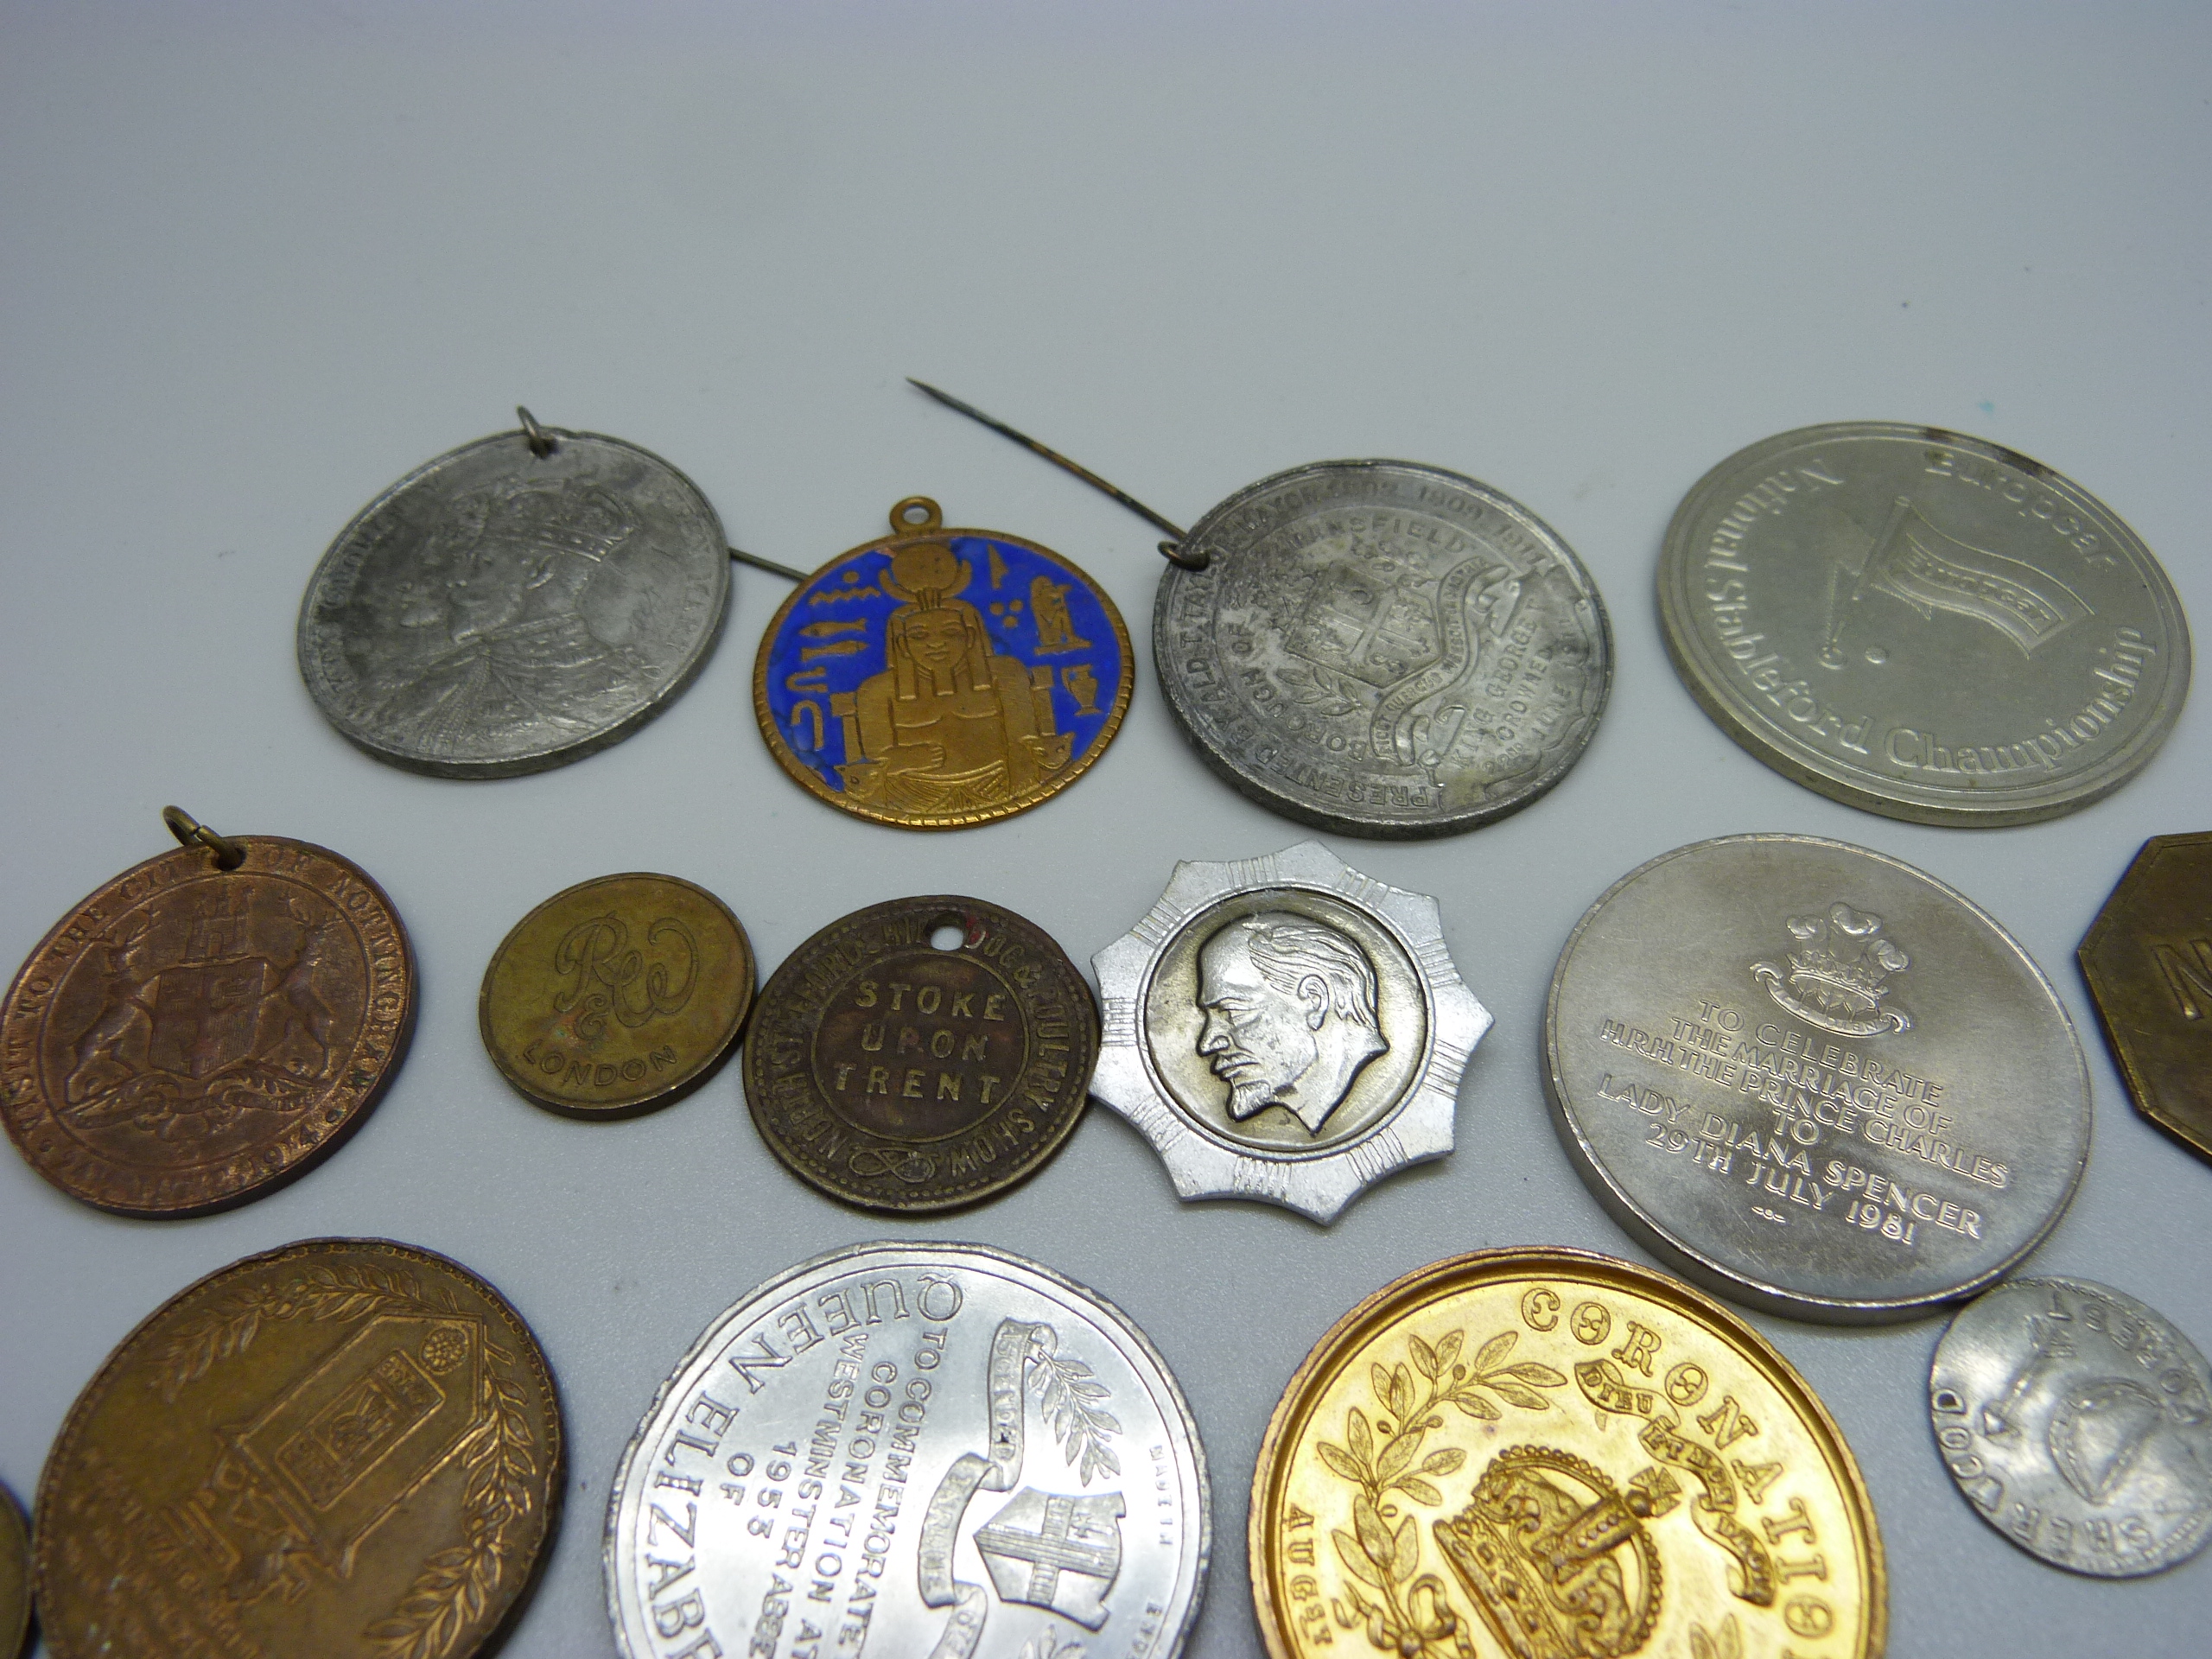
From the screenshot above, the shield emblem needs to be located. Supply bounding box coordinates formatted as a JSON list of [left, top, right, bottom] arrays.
[[1287, 564, 1440, 688], [974, 1486, 1126, 1630], [146, 957, 275, 1079]]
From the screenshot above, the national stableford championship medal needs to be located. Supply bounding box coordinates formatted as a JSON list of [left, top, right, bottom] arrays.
[[1251, 1249, 1885, 1659], [605, 1242, 1209, 1659]]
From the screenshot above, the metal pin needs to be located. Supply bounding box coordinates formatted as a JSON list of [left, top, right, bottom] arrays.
[[906, 378, 1205, 569], [162, 805, 247, 870], [518, 405, 558, 458], [729, 544, 810, 582]]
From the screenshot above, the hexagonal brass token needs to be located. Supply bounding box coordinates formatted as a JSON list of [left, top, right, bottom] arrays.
[[2079, 832, 2212, 1166]]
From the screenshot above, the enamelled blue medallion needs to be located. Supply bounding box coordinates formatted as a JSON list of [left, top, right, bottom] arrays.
[[754, 497, 1132, 828]]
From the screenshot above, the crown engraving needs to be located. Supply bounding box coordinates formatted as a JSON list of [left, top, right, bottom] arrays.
[[1750, 902, 1911, 1039]]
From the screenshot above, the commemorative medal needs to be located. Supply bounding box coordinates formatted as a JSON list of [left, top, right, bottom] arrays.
[[0, 807, 415, 1217], [479, 872, 756, 1117], [35, 1238, 563, 1659], [753, 496, 1132, 829], [1089, 841, 1490, 1222], [912, 381, 1612, 837], [605, 1241, 1210, 1659], [2078, 832, 2212, 1166], [745, 896, 1098, 1210], [1251, 1249, 1885, 1659], [299, 408, 740, 778], [0, 1481, 26, 1659], [1546, 834, 2089, 1321], [1657, 423, 2190, 825], [1930, 1275, 2212, 1576]]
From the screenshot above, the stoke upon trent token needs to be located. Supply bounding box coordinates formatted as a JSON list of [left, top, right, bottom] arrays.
[[744, 896, 1097, 1211], [2078, 832, 2212, 1167], [1251, 1248, 1885, 1659], [753, 496, 1132, 829], [1089, 841, 1491, 1223], [1545, 834, 2088, 1321], [298, 410, 732, 778], [479, 872, 755, 1117], [34, 1238, 563, 1659], [1159, 461, 1611, 838], [1658, 423, 2190, 825], [0, 1481, 26, 1659], [1930, 1275, 2212, 1576], [604, 1241, 1210, 1659], [0, 809, 416, 1217]]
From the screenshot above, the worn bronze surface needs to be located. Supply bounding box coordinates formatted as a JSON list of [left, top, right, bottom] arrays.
[[34, 1238, 563, 1659], [2079, 831, 2212, 1166], [479, 872, 753, 1117], [0, 1481, 28, 1659], [744, 895, 1096, 1210], [0, 832, 415, 1217], [1252, 1249, 1885, 1659]]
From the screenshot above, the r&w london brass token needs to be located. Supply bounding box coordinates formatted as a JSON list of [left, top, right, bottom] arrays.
[[1930, 1276, 2212, 1576], [2078, 832, 2212, 1166], [606, 1242, 1210, 1659], [1658, 423, 2190, 825], [0, 809, 415, 1217], [1547, 835, 2088, 1321], [1251, 1249, 1885, 1659], [480, 872, 754, 1116], [745, 896, 1097, 1210], [35, 1238, 563, 1659], [299, 410, 731, 777], [0, 1482, 27, 1659]]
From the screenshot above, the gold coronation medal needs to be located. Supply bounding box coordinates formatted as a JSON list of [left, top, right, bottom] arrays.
[[1251, 1249, 1885, 1659]]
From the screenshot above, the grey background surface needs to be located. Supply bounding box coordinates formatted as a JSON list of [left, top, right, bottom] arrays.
[[2, 3, 2206, 1655]]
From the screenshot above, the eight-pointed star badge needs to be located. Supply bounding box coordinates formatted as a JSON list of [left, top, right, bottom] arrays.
[[1090, 841, 1490, 1221]]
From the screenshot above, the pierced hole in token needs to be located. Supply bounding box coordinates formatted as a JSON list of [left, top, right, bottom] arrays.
[[903, 503, 931, 525], [929, 918, 967, 951]]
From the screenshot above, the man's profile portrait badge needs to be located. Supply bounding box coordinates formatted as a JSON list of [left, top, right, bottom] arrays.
[[299, 409, 734, 778], [1090, 841, 1491, 1222], [753, 497, 1133, 830]]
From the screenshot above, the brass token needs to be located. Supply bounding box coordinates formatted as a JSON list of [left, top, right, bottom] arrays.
[[1252, 1249, 1885, 1659], [0, 1481, 28, 1659], [0, 809, 415, 1217], [2078, 831, 2212, 1166], [478, 872, 754, 1116], [744, 894, 1097, 1210], [33, 1237, 563, 1659]]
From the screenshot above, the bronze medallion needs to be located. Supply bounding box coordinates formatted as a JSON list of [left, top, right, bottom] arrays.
[[1252, 1248, 1885, 1659], [2079, 831, 2212, 1166], [0, 810, 415, 1217], [744, 894, 1097, 1210], [0, 1481, 28, 1659], [478, 872, 754, 1117], [33, 1237, 563, 1659]]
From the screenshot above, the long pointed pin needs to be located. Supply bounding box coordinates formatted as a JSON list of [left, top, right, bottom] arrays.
[[728, 544, 809, 582], [906, 378, 1201, 564]]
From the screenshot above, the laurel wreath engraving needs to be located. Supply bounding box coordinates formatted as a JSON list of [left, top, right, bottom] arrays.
[[1317, 1329, 1567, 1657], [1030, 1343, 1122, 1486], [144, 1262, 540, 1659], [1274, 659, 1362, 716]]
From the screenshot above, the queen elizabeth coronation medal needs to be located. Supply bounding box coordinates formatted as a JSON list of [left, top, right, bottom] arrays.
[[299, 409, 734, 778], [753, 496, 1132, 829], [910, 382, 1612, 837]]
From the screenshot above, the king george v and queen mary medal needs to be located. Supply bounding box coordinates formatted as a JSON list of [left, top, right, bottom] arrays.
[[1658, 423, 2190, 825], [1546, 834, 2090, 1322], [1090, 842, 1491, 1223], [605, 1243, 1210, 1659]]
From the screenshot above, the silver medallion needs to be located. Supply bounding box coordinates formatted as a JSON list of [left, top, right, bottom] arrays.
[[1158, 461, 1611, 837], [1930, 1276, 2212, 1576], [1546, 834, 2089, 1322], [605, 1242, 1210, 1659], [1658, 423, 2191, 824], [298, 411, 731, 777], [1090, 840, 1491, 1222]]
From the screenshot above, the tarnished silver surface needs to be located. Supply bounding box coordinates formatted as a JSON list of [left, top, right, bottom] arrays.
[[1546, 834, 2089, 1322], [1154, 461, 1611, 838], [1090, 841, 1490, 1223], [1931, 1276, 2212, 1576], [606, 1243, 1209, 1659], [298, 418, 730, 777], [1658, 423, 2190, 825]]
